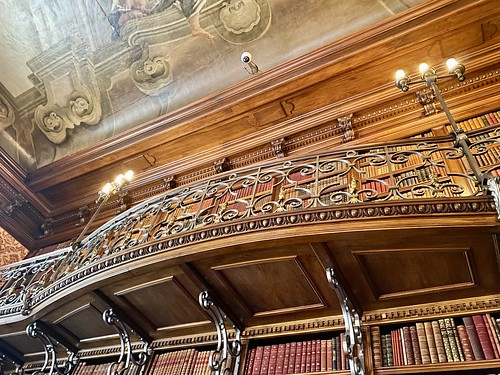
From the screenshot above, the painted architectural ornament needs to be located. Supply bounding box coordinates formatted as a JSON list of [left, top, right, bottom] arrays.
[[34, 66, 101, 144], [219, 0, 261, 34], [0, 95, 15, 131]]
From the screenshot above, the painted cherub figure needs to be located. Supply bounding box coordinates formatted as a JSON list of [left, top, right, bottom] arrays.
[[109, 0, 213, 39]]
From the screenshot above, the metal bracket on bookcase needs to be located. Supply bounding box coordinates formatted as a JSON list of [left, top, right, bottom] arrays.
[[199, 290, 242, 375], [487, 177, 500, 220], [26, 322, 79, 375], [102, 309, 150, 375], [326, 268, 365, 375]]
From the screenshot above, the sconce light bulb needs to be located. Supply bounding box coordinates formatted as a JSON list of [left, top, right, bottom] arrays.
[[101, 182, 112, 195], [395, 70, 406, 80], [418, 63, 430, 75], [446, 58, 458, 71], [114, 174, 125, 187], [124, 170, 134, 182]]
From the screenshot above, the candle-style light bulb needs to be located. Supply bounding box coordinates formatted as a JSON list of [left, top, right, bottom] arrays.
[[101, 182, 112, 195], [418, 63, 430, 75], [395, 69, 406, 80], [446, 58, 458, 71], [124, 170, 134, 181]]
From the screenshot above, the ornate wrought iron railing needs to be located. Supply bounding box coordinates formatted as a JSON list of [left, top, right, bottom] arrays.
[[1, 127, 499, 317]]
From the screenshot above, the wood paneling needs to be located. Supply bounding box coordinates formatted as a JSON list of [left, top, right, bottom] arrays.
[[354, 248, 475, 300], [55, 304, 115, 341], [115, 276, 209, 331]]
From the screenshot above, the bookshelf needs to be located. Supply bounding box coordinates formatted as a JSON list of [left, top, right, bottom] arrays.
[[368, 313, 500, 375]]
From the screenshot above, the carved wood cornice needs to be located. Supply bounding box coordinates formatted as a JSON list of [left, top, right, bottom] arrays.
[[362, 295, 500, 326]]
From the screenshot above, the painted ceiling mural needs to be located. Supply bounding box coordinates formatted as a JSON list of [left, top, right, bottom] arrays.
[[0, 0, 425, 170]]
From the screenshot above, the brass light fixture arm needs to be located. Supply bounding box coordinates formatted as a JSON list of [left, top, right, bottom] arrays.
[[26, 322, 78, 375], [199, 291, 242, 375], [326, 268, 365, 375], [102, 309, 150, 375]]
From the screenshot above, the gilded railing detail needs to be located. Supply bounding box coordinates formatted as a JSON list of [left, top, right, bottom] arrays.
[[1, 129, 499, 318]]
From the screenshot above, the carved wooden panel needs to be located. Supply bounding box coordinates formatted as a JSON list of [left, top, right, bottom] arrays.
[[115, 276, 209, 331], [212, 256, 325, 317], [55, 303, 115, 341], [353, 248, 475, 300]]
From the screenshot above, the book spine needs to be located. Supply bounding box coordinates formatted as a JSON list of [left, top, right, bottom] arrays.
[[335, 335, 341, 370], [289, 341, 297, 374], [268, 344, 279, 375], [438, 319, 453, 362], [416, 322, 431, 364], [431, 320, 447, 363], [300, 340, 308, 373], [444, 318, 462, 361], [409, 325, 422, 365], [326, 338, 333, 371], [244, 349, 255, 375], [473, 314, 496, 359], [384, 333, 394, 366], [424, 321, 439, 364], [486, 313, 500, 357], [332, 336, 338, 370], [293, 341, 302, 373], [282, 343, 291, 374], [315, 339, 321, 372], [463, 316, 485, 360], [320, 339, 327, 372], [483, 314, 500, 359], [457, 324, 475, 361], [252, 347, 264, 375], [275, 343, 285, 375], [371, 326, 383, 368]]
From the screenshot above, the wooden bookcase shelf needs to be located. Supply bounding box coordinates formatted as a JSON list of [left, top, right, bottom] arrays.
[[374, 359, 500, 374]]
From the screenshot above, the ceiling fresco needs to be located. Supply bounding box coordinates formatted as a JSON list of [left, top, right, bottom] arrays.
[[0, 0, 425, 171]]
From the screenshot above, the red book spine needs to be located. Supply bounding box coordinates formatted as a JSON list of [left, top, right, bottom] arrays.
[[294, 341, 302, 374], [282, 343, 291, 374], [463, 316, 485, 360], [276, 343, 286, 375], [320, 339, 327, 371], [268, 344, 279, 375], [245, 349, 256, 375], [326, 338, 333, 371], [473, 315, 496, 360], [289, 341, 297, 374], [340, 333, 346, 370], [252, 347, 264, 375], [308, 340, 314, 372], [300, 340, 308, 373], [483, 314, 500, 359], [260, 345, 272, 375], [486, 313, 500, 357], [457, 325, 474, 361]]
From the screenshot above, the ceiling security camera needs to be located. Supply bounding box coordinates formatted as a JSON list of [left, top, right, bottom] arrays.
[[241, 52, 252, 64]]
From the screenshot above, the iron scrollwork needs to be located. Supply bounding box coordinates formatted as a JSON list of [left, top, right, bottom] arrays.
[[198, 291, 241, 375], [25, 322, 78, 375], [102, 309, 149, 375], [326, 268, 365, 375]]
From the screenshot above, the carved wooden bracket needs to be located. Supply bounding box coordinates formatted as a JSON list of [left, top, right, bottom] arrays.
[[271, 138, 286, 159], [75, 206, 90, 227], [39, 218, 55, 239], [163, 175, 177, 190], [117, 191, 133, 213], [214, 158, 229, 174], [4, 194, 27, 216], [338, 115, 355, 143], [416, 88, 438, 116]]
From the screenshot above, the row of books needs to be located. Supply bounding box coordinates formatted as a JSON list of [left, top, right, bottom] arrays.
[[415, 110, 500, 138], [371, 314, 500, 368], [453, 111, 500, 132], [148, 348, 212, 375], [244, 337, 349, 375], [361, 165, 447, 193], [469, 133, 500, 168]]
